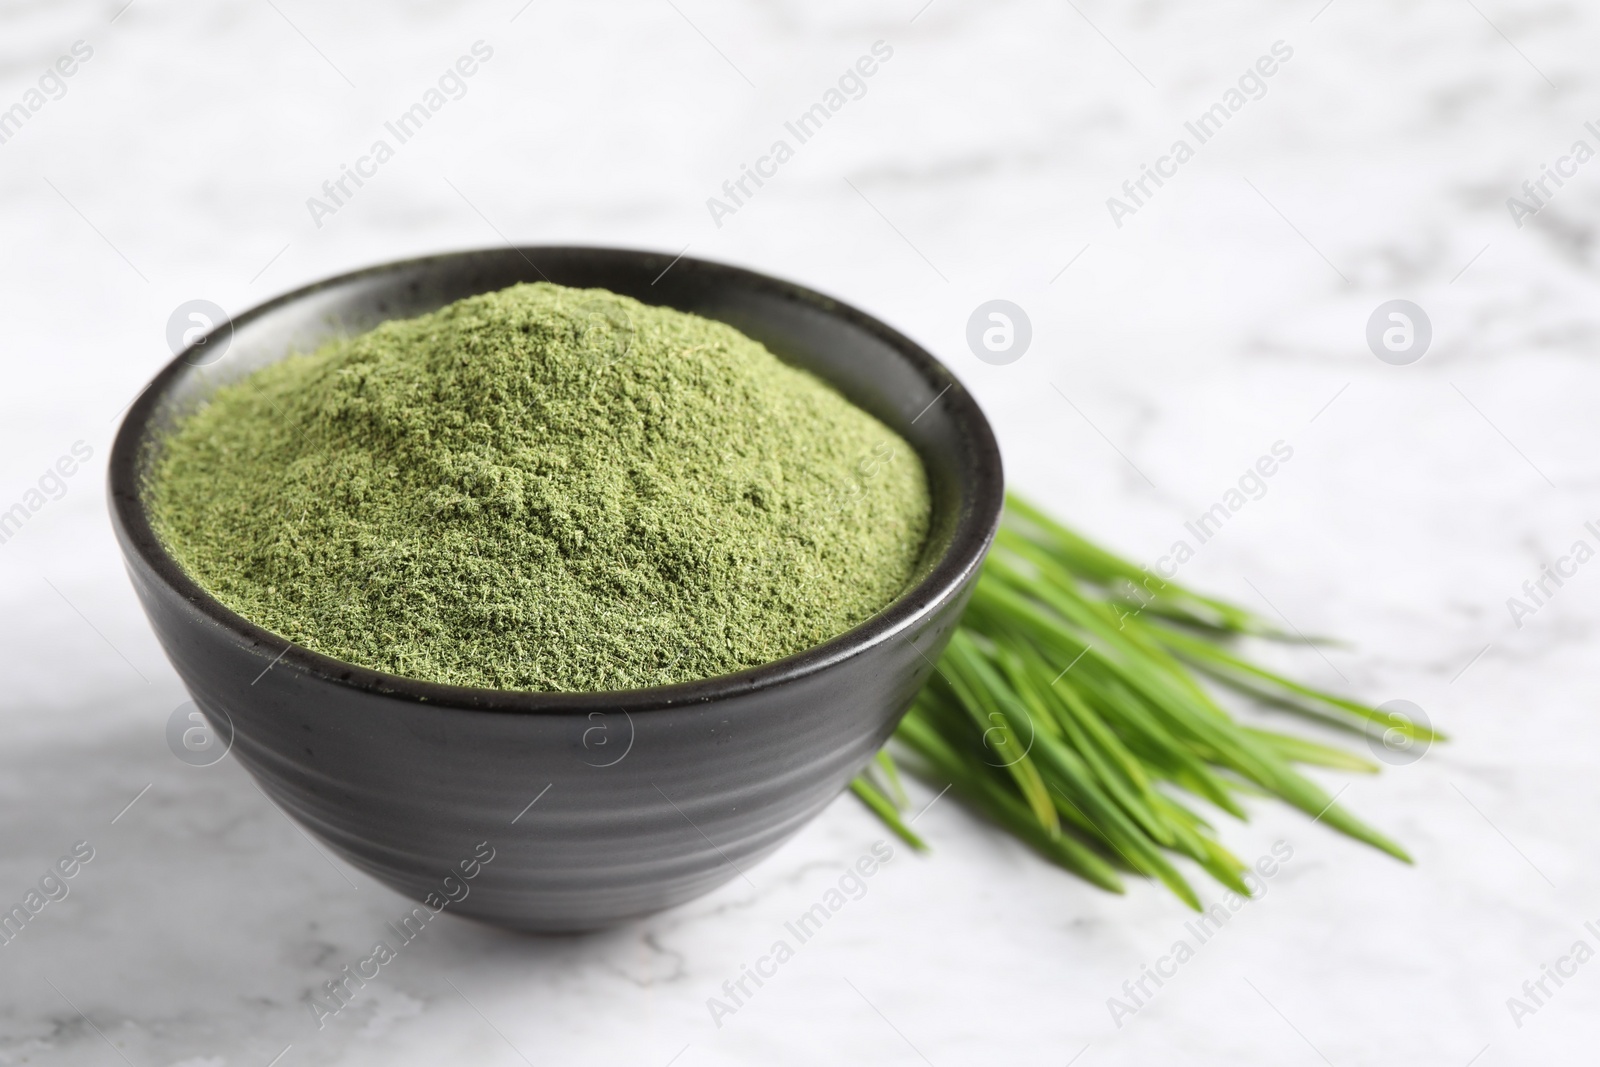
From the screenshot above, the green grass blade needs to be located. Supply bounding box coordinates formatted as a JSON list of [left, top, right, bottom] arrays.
[[850, 776, 929, 851], [875, 493, 1423, 903]]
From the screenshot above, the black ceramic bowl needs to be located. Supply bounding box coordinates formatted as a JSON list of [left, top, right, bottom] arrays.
[[110, 247, 1003, 932]]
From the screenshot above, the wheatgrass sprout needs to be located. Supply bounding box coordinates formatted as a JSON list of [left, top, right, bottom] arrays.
[[853, 493, 1442, 909]]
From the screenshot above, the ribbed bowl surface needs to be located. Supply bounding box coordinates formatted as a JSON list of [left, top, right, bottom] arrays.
[[109, 247, 1002, 931]]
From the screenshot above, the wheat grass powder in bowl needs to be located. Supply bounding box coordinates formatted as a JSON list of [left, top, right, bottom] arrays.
[[145, 281, 932, 692]]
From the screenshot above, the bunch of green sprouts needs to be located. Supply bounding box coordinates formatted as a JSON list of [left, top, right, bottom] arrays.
[[853, 494, 1438, 909]]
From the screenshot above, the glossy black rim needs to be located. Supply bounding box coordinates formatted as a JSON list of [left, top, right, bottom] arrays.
[[109, 246, 1004, 714]]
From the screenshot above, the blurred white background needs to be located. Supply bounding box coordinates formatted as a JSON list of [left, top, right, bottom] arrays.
[[2, 0, 1598, 1063]]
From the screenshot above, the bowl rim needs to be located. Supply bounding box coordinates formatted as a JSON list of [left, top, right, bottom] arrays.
[[109, 245, 1004, 715]]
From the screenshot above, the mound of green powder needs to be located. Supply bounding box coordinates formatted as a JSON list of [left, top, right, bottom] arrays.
[[147, 282, 931, 692]]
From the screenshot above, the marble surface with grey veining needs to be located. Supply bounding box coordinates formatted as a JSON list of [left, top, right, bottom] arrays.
[[2, 0, 1598, 1063]]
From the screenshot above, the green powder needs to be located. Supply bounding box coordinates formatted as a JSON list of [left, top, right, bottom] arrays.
[[147, 282, 931, 692]]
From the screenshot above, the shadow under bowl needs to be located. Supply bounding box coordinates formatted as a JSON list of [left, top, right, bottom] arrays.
[[109, 246, 1003, 932]]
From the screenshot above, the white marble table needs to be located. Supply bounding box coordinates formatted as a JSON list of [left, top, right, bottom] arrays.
[[2, 0, 1597, 1063]]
